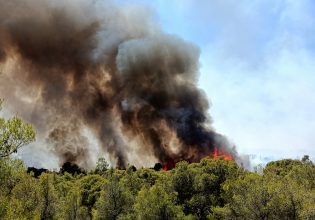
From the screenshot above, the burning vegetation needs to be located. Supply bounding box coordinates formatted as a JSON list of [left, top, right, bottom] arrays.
[[0, 0, 238, 168], [211, 146, 233, 161]]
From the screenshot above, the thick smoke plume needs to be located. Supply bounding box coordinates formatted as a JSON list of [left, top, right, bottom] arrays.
[[0, 0, 237, 168]]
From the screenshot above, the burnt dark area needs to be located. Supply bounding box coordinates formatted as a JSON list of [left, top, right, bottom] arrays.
[[27, 167, 48, 178], [153, 163, 163, 171], [60, 162, 86, 175]]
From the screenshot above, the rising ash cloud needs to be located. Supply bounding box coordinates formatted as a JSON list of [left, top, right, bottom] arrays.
[[0, 0, 238, 168]]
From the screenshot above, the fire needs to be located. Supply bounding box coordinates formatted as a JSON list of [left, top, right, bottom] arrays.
[[162, 159, 175, 171], [211, 146, 233, 160], [162, 146, 233, 171]]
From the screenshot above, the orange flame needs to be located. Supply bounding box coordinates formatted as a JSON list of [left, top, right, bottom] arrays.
[[211, 146, 233, 160], [162, 146, 233, 171], [162, 159, 175, 171]]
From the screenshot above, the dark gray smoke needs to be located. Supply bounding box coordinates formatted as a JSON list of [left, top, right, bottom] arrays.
[[0, 0, 237, 168]]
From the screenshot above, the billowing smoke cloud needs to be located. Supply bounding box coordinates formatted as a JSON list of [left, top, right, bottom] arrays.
[[0, 0, 237, 168]]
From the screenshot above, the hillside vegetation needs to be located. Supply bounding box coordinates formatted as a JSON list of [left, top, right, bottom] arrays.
[[0, 101, 314, 219], [0, 156, 314, 220]]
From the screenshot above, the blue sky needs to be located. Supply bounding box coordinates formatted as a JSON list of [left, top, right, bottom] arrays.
[[116, 0, 315, 159]]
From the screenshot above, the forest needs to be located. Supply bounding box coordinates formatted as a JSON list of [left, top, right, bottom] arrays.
[[1, 102, 315, 220], [1, 0, 315, 219], [0, 154, 314, 219]]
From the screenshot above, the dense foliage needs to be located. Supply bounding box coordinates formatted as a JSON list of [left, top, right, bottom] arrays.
[[0, 100, 36, 158], [0, 156, 314, 220]]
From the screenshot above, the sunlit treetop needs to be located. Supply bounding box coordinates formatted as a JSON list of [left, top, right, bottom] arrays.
[[0, 100, 36, 158]]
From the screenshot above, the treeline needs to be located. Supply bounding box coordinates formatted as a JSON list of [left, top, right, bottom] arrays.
[[0, 156, 314, 220]]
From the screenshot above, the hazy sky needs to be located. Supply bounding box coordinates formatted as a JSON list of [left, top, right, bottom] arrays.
[[116, 0, 315, 159]]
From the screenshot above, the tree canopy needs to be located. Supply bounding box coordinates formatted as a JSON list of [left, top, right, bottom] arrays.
[[0, 100, 35, 158], [0, 156, 314, 220]]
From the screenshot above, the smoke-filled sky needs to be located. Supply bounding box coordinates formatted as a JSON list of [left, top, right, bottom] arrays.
[[133, 0, 315, 160], [1, 0, 314, 168], [1, 0, 238, 169]]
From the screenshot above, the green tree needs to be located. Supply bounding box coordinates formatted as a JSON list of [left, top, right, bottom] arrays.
[[137, 168, 161, 186], [286, 160, 315, 190], [6, 173, 41, 219], [219, 173, 274, 220], [171, 161, 195, 205], [119, 165, 144, 195], [60, 185, 89, 220], [39, 174, 58, 220], [95, 157, 109, 175], [215, 169, 315, 220], [79, 174, 107, 217], [198, 157, 241, 206], [170, 158, 241, 218], [133, 183, 185, 220], [0, 100, 36, 158], [285, 162, 315, 219], [188, 172, 217, 219], [0, 157, 26, 219], [264, 159, 303, 177], [0, 157, 25, 196], [94, 174, 128, 220], [0, 192, 9, 220]]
